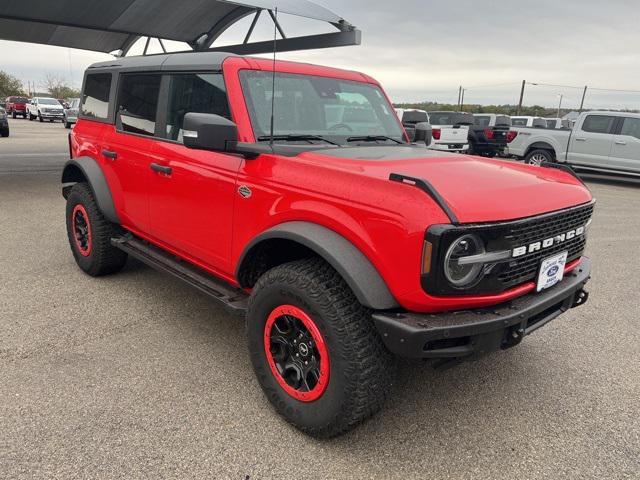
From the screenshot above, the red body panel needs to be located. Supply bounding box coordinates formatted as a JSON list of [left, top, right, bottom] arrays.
[[70, 57, 593, 314]]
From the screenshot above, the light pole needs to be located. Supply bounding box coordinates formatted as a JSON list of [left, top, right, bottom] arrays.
[[556, 94, 563, 118]]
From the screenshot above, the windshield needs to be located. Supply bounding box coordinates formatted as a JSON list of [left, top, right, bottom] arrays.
[[428, 111, 473, 126], [12, 97, 28, 103], [239, 71, 405, 144], [511, 118, 528, 126], [69, 98, 80, 108], [38, 98, 60, 105]]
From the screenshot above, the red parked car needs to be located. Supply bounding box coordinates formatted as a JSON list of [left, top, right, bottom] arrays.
[[5, 96, 29, 118], [62, 52, 593, 437]]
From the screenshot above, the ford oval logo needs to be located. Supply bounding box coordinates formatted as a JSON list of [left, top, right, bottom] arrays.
[[547, 265, 560, 277]]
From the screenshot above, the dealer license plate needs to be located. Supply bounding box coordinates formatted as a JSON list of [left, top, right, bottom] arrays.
[[537, 251, 568, 292]]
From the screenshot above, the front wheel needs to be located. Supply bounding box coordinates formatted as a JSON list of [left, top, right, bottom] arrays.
[[247, 258, 396, 438], [38, 113, 43, 122], [525, 149, 554, 166], [12, 111, 16, 119], [65, 183, 128, 276]]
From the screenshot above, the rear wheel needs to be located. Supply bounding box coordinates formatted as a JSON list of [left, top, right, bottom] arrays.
[[525, 149, 554, 166], [65, 183, 127, 276], [247, 258, 396, 438], [1, 128, 8, 138]]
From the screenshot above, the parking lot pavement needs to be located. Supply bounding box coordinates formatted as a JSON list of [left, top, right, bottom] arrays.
[[1, 155, 639, 479], [0, 118, 70, 173]]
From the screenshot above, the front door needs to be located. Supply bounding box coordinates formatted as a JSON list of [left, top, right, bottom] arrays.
[[147, 72, 242, 274], [609, 116, 640, 174], [567, 114, 615, 169]]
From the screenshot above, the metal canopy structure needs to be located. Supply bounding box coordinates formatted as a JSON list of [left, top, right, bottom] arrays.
[[0, 0, 360, 56]]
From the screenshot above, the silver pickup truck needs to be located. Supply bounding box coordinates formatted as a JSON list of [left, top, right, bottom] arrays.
[[507, 111, 640, 177]]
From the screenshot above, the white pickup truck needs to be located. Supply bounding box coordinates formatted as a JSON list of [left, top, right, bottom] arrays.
[[26, 97, 65, 122], [507, 111, 640, 177], [426, 111, 471, 153]]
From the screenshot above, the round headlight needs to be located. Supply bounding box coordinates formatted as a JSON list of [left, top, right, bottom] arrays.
[[444, 234, 485, 287]]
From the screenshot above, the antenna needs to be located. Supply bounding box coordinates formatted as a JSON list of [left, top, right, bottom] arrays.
[[269, 7, 278, 147]]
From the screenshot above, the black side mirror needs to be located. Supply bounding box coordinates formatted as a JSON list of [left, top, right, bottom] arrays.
[[413, 122, 433, 146], [183, 113, 238, 152]]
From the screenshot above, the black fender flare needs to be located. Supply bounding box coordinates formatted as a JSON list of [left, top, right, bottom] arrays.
[[526, 142, 556, 158], [237, 222, 399, 310], [61, 157, 120, 224]]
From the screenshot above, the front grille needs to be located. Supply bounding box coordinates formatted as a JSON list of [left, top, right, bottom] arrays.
[[496, 203, 594, 289]]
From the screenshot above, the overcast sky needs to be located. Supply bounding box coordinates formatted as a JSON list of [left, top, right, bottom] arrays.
[[1, 0, 639, 110]]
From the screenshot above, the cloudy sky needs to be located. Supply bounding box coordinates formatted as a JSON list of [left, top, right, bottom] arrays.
[[1, 0, 639, 110]]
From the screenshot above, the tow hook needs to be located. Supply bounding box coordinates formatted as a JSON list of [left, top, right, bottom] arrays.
[[502, 326, 524, 350], [572, 289, 589, 308]]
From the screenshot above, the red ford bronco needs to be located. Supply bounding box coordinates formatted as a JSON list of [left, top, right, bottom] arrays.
[[62, 52, 593, 437]]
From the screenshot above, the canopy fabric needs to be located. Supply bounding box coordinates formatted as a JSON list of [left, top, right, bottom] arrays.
[[0, 0, 354, 55]]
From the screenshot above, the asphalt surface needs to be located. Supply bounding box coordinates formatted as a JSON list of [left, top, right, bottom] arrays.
[[1, 118, 639, 479]]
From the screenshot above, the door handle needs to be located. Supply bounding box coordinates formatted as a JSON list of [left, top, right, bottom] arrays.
[[615, 140, 627, 145], [150, 163, 172, 175], [102, 149, 118, 160], [575, 137, 587, 142]]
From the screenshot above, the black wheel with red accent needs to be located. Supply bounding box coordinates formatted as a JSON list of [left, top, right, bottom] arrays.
[[247, 258, 396, 438], [65, 183, 128, 276]]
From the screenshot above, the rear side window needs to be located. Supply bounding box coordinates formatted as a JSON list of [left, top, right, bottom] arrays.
[[81, 73, 112, 120], [117, 74, 161, 137], [474, 116, 491, 127], [165, 73, 230, 142], [511, 118, 528, 126], [582, 115, 615, 134], [620, 117, 640, 140]]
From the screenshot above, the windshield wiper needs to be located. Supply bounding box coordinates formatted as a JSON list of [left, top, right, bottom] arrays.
[[257, 135, 340, 146], [346, 135, 404, 144]]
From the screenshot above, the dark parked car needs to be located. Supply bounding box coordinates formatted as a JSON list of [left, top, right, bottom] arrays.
[[0, 107, 10, 137], [469, 114, 511, 157]]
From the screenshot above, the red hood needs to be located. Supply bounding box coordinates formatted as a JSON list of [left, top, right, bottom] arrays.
[[299, 147, 592, 223]]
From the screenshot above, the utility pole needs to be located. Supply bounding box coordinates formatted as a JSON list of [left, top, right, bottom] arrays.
[[460, 89, 466, 110], [579, 86, 588, 112], [556, 94, 563, 118], [457, 86, 462, 109], [517, 80, 526, 115]]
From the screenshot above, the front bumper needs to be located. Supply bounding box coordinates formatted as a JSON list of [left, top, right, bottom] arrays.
[[373, 257, 591, 360]]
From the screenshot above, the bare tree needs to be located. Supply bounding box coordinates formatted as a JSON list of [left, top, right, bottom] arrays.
[[42, 74, 80, 99]]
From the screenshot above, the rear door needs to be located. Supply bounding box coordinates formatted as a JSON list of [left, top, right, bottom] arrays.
[[100, 73, 163, 233], [609, 116, 640, 174], [147, 72, 242, 273], [567, 114, 616, 168]]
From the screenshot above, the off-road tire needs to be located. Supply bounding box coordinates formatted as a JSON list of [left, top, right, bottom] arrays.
[[247, 258, 396, 438], [38, 113, 43, 122], [65, 183, 127, 276], [525, 149, 554, 166]]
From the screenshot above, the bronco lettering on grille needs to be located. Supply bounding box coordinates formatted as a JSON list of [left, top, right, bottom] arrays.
[[512, 226, 586, 258]]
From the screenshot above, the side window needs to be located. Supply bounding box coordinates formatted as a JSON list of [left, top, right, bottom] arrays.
[[620, 117, 640, 140], [117, 74, 161, 137], [165, 73, 230, 142], [81, 73, 111, 120], [582, 115, 615, 134]]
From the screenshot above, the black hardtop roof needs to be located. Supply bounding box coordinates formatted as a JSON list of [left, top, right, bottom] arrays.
[[87, 51, 238, 73]]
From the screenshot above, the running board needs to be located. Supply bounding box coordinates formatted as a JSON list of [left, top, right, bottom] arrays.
[[111, 235, 248, 316]]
